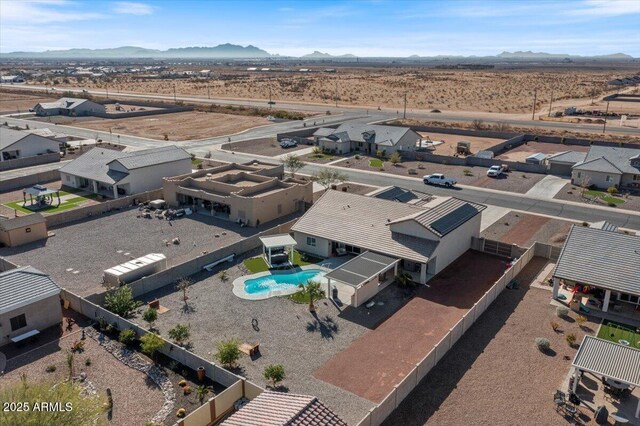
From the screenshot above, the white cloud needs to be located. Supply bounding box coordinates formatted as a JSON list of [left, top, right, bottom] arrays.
[[0, 0, 103, 24], [567, 0, 640, 16], [112, 2, 154, 15]]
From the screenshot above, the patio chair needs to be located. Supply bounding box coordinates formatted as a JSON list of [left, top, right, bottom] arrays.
[[554, 390, 566, 411]]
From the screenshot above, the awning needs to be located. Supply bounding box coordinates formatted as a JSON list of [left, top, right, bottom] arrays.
[[23, 184, 58, 197], [325, 251, 398, 288], [259, 234, 297, 249], [572, 336, 640, 387]]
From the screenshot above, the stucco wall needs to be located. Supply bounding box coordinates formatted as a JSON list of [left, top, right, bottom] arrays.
[[389, 220, 437, 241], [0, 221, 48, 247], [294, 231, 331, 258], [572, 170, 621, 189], [0, 294, 62, 346], [431, 214, 481, 275], [122, 158, 192, 195]]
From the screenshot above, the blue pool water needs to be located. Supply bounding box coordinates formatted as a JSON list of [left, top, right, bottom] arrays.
[[244, 269, 325, 295]]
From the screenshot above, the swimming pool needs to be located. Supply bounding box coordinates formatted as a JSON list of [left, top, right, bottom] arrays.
[[232, 267, 327, 300]]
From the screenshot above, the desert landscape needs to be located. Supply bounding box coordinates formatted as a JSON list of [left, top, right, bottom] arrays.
[[0, 90, 57, 113], [47, 67, 634, 115]]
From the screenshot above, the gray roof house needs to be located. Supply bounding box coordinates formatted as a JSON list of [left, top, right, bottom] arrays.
[[33, 97, 105, 117], [0, 266, 62, 347], [292, 190, 485, 306], [552, 225, 640, 318], [570, 145, 640, 189], [0, 127, 60, 164], [59, 145, 192, 198], [314, 123, 419, 155]]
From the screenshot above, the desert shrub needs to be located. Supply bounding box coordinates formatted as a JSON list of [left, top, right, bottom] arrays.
[[408, 169, 417, 175], [140, 333, 164, 359], [607, 202, 617, 207], [556, 306, 569, 318], [376, 149, 386, 159], [119, 328, 136, 346], [263, 364, 286, 387], [389, 152, 402, 165], [606, 186, 618, 194], [576, 315, 587, 328], [550, 321, 560, 332], [46, 365, 56, 373], [84, 358, 92, 366], [176, 408, 186, 418], [214, 339, 241, 367], [463, 168, 473, 176], [535, 337, 550, 352], [566, 333, 577, 346], [354, 155, 360, 159], [312, 146, 322, 155], [183, 386, 191, 395], [168, 324, 190, 346]]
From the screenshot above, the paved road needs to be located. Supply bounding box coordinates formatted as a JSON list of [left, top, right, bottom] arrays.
[[4, 84, 639, 136], [0, 160, 69, 180]]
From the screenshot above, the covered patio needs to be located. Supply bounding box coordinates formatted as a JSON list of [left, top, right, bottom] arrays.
[[22, 184, 60, 210], [325, 251, 399, 307], [259, 234, 297, 268], [570, 335, 640, 422]]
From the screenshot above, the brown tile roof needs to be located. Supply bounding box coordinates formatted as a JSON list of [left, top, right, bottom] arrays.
[[222, 391, 347, 426]]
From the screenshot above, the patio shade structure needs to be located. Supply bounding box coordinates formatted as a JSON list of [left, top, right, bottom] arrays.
[[259, 234, 297, 267], [571, 335, 640, 418], [22, 184, 60, 210]]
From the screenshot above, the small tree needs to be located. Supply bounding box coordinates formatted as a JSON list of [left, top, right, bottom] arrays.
[[298, 280, 325, 312], [282, 154, 304, 178], [579, 175, 591, 197], [104, 285, 141, 318], [140, 333, 165, 360], [214, 339, 241, 368], [311, 169, 347, 191], [389, 152, 402, 166], [142, 307, 158, 330], [263, 364, 285, 387], [176, 278, 192, 307], [472, 119, 484, 130], [119, 328, 136, 346], [196, 385, 211, 405], [395, 271, 415, 288], [168, 324, 190, 346]]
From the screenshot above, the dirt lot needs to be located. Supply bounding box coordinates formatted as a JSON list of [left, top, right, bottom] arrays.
[[103, 102, 163, 113], [66, 67, 624, 114], [0, 90, 56, 113], [417, 132, 505, 156], [221, 137, 311, 156], [481, 211, 574, 247], [67, 111, 269, 141], [497, 141, 590, 162], [554, 182, 640, 213], [384, 257, 602, 426], [314, 251, 506, 403], [333, 155, 547, 193]]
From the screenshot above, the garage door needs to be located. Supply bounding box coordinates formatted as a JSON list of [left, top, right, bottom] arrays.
[[549, 162, 573, 176]]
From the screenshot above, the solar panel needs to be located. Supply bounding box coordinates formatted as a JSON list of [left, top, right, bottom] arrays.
[[430, 203, 478, 237]]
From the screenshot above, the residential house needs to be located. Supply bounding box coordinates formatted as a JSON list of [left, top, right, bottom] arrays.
[[163, 161, 312, 226], [571, 146, 640, 189], [313, 123, 420, 155], [60, 145, 191, 198], [292, 190, 485, 306], [0, 266, 62, 347], [0, 214, 48, 248], [0, 75, 25, 84], [547, 151, 587, 176], [0, 128, 60, 162], [222, 391, 347, 426], [552, 225, 640, 321], [366, 185, 435, 206], [33, 97, 106, 117]]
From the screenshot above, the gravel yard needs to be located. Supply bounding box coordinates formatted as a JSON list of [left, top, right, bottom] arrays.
[[416, 132, 504, 156], [333, 155, 546, 193], [132, 260, 377, 425], [0, 208, 277, 296], [481, 211, 574, 247], [496, 141, 590, 162], [554, 182, 640, 213], [2, 331, 165, 426], [384, 257, 602, 426], [221, 137, 311, 156]]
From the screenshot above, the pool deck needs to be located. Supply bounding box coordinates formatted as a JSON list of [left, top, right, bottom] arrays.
[[232, 264, 330, 300]]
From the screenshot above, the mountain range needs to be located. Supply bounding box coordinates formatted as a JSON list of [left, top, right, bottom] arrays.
[[2, 45, 635, 60]]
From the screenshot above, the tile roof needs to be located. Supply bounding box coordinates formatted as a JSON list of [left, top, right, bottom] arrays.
[[322, 123, 414, 147], [572, 156, 622, 174], [547, 151, 587, 164], [292, 191, 439, 263], [60, 145, 189, 184], [553, 225, 640, 295], [0, 266, 61, 315], [572, 336, 640, 387], [223, 391, 347, 426], [0, 213, 46, 231], [0, 127, 28, 150], [36, 97, 90, 110], [573, 145, 640, 175]]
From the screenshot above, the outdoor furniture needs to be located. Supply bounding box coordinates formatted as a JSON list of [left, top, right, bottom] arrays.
[[611, 412, 629, 425], [240, 343, 260, 357], [10, 329, 40, 344]]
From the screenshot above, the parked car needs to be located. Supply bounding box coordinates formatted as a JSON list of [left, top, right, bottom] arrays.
[[423, 173, 457, 187], [486, 165, 504, 177], [280, 139, 298, 148]]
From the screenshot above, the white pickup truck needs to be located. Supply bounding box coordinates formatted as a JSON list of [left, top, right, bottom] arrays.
[[423, 173, 457, 187]]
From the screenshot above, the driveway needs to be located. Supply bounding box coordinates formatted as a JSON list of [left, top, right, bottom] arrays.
[[525, 175, 570, 199], [313, 251, 506, 403]]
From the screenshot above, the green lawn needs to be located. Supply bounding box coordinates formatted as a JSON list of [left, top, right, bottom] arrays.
[[4, 193, 98, 214], [584, 190, 625, 205], [191, 158, 203, 166], [597, 320, 640, 348], [369, 158, 384, 168], [242, 250, 322, 274]]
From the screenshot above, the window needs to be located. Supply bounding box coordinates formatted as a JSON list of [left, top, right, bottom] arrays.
[[306, 237, 316, 247], [634, 175, 640, 181], [576, 172, 582, 179], [10, 314, 27, 331], [65, 175, 71, 182], [605, 175, 613, 182]]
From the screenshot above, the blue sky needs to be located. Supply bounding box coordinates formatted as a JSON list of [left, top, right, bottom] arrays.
[[1, 0, 639, 56]]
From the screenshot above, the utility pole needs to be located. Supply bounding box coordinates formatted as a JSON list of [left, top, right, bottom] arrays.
[[547, 88, 554, 117], [531, 88, 537, 120], [602, 101, 610, 134], [269, 84, 272, 110], [105, 82, 109, 99], [403, 91, 407, 119], [173, 82, 177, 102], [207, 84, 210, 99], [334, 79, 338, 108]]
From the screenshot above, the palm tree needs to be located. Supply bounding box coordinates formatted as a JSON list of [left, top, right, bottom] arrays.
[[298, 280, 325, 312]]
